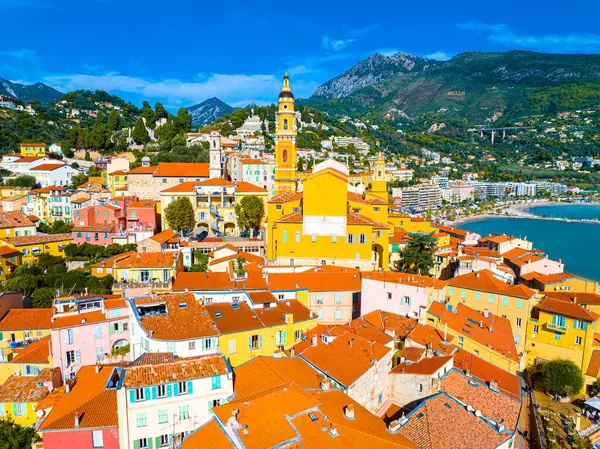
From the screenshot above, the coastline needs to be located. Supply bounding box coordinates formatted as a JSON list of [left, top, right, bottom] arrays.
[[445, 201, 600, 226]]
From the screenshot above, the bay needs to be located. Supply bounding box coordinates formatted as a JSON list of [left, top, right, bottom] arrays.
[[458, 207, 600, 282]]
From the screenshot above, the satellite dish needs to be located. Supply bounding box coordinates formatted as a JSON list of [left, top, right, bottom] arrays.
[[36, 409, 45, 418], [107, 380, 114, 388]]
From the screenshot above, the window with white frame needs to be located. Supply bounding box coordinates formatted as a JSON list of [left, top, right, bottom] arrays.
[[92, 430, 103, 448], [178, 381, 188, 395], [157, 384, 166, 398]]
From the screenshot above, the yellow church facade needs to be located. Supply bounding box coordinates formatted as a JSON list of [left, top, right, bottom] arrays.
[[266, 73, 393, 270]]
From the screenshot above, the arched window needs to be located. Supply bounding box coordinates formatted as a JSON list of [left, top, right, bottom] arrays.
[[283, 118, 288, 130], [213, 140, 217, 148], [282, 149, 288, 163]]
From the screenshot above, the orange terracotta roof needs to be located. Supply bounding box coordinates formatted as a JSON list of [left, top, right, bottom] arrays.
[[545, 291, 600, 306], [233, 356, 323, 399], [0, 369, 57, 403], [209, 251, 264, 267], [108, 170, 128, 175], [392, 355, 453, 375], [0, 211, 36, 229], [114, 252, 177, 269], [181, 419, 235, 449], [2, 233, 71, 246], [197, 178, 236, 186], [0, 308, 52, 330], [428, 302, 518, 362], [123, 354, 229, 388], [440, 369, 521, 429], [363, 310, 419, 340], [39, 366, 117, 430], [0, 246, 20, 256], [35, 385, 66, 411], [452, 349, 520, 400], [407, 323, 456, 355], [235, 181, 267, 193], [11, 335, 51, 364], [160, 182, 200, 193], [527, 271, 579, 285], [267, 268, 361, 292], [347, 212, 389, 229], [587, 351, 600, 377], [448, 270, 535, 298], [173, 271, 268, 292], [362, 270, 447, 289], [398, 392, 513, 449], [30, 163, 66, 171], [241, 159, 271, 165], [400, 346, 426, 363], [535, 297, 599, 322], [269, 191, 303, 204], [134, 292, 218, 341], [50, 310, 118, 329], [73, 223, 116, 232], [21, 143, 45, 147], [149, 229, 180, 244], [154, 162, 209, 178], [296, 333, 390, 387], [128, 165, 157, 174]]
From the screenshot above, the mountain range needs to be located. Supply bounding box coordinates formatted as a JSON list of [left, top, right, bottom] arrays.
[[306, 50, 600, 122], [186, 97, 234, 126], [0, 78, 63, 104]]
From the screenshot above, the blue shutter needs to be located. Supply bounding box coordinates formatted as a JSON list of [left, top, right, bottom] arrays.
[[283, 330, 287, 345], [574, 320, 579, 329], [144, 387, 151, 400], [129, 389, 135, 403], [583, 322, 588, 331], [166, 384, 173, 398], [174, 383, 179, 397], [187, 380, 193, 395], [151, 387, 157, 400], [12, 403, 18, 416]]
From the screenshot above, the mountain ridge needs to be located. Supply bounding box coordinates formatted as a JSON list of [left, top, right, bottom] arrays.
[[187, 97, 234, 126], [0, 78, 63, 104]]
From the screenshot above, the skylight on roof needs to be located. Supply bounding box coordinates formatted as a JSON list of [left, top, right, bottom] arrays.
[[444, 403, 452, 409], [308, 413, 318, 422], [232, 303, 240, 310], [214, 312, 222, 318], [178, 303, 188, 308]]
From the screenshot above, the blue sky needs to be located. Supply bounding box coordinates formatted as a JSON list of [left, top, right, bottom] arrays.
[[2, 0, 600, 110]]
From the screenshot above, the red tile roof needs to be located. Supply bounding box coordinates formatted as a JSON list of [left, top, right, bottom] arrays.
[[267, 267, 361, 292], [427, 302, 519, 362], [587, 351, 600, 377], [448, 270, 535, 298], [160, 182, 201, 193], [181, 419, 235, 449], [173, 271, 268, 291], [0, 369, 57, 403], [391, 355, 453, 375], [2, 233, 72, 246], [535, 297, 599, 322], [363, 310, 419, 340], [362, 271, 447, 289], [30, 163, 66, 171], [0, 308, 52, 330], [0, 211, 36, 229], [123, 354, 229, 388], [154, 162, 209, 178], [235, 182, 267, 193], [134, 293, 218, 341], [39, 366, 117, 430], [114, 251, 178, 269], [11, 335, 51, 364]]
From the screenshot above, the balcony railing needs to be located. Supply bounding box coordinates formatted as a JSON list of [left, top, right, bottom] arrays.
[[546, 322, 568, 333], [115, 281, 172, 290]]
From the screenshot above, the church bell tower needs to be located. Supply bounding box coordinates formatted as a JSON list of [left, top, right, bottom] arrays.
[[274, 73, 298, 195]]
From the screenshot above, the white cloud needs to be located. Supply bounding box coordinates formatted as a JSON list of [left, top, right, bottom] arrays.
[[349, 24, 379, 37], [424, 51, 453, 61], [458, 22, 600, 53], [322, 35, 356, 52], [1, 49, 36, 59], [41, 71, 318, 105]]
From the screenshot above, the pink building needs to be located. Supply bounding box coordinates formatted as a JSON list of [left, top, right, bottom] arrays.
[[360, 271, 447, 319], [39, 365, 120, 449], [72, 223, 118, 245], [126, 199, 158, 231], [72, 204, 124, 227], [449, 181, 475, 201], [50, 295, 131, 382]]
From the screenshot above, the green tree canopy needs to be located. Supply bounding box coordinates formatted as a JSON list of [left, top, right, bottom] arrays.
[[541, 359, 583, 397], [235, 196, 265, 236], [12, 175, 37, 188], [0, 418, 39, 449], [140, 101, 156, 129], [395, 232, 437, 274], [132, 118, 150, 144], [32, 287, 57, 308], [107, 110, 121, 131], [164, 197, 195, 234], [172, 108, 192, 134], [37, 220, 74, 234], [155, 102, 168, 120], [189, 250, 209, 272]]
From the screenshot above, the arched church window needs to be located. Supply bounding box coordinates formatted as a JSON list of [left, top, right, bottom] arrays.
[[213, 140, 217, 148], [283, 118, 288, 130], [282, 149, 288, 163]]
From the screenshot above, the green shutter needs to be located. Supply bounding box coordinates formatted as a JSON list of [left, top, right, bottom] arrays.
[[155, 437, 161, 449], [133, 440, 139, 449], [109, 325, 115, 335], [283, 330, 287, 345], [148, 437, 153, 449], [12, 403, 17, 416]]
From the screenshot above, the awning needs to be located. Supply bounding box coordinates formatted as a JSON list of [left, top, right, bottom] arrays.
[[584, 397, 600, 411]]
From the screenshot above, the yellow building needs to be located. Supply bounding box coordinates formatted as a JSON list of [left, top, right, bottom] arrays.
[[0, 308, 53, 383], [0, 233, 72, 266], [267, 160, 390, 270], [20, 143, 46, 157], [0, 368, 61, 426], [0, 211, 36, 241], [388, 213, 438, 234], [0, 186, 31, 199], [426, 301, 520, 373], [273, 73, 299, 195], [525, 297, 598, 372], [205, 293, 317, 367], [107, 170, 128, 196], [160, 180, 268, 236], [521, 272, 600, 294], [0, 246, 22, 282], [446, 270, 538, 358], [365, 153, 389, 202]]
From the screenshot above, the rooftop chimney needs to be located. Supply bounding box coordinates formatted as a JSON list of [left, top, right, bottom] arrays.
[[311, 334, 317, 347], [74, 412, 80, 428], [321, 378, 330, 391], [489, 380, 498, 391], [344, 404, 355, 420], [483, 309, 489, 319], [328, 423, 339, 437], [388, 419, 402, 433], [95, 364, 101, 374]]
